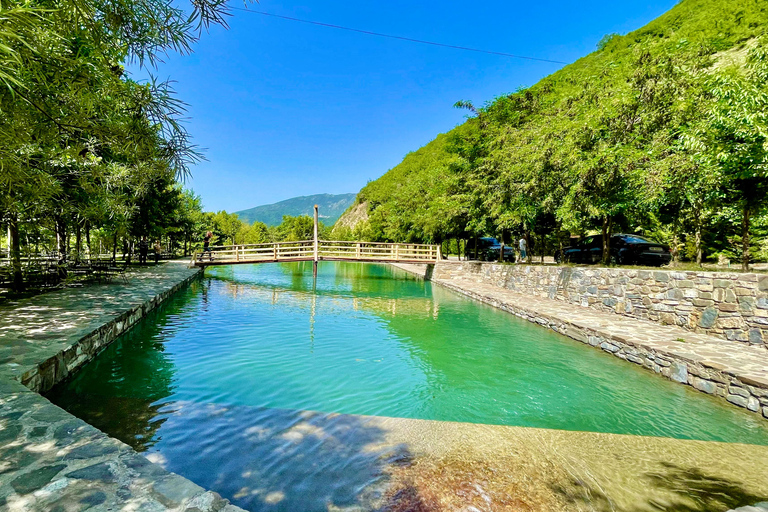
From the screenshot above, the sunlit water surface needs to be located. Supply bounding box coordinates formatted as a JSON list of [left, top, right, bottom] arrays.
[[48, 262, 768, 510]]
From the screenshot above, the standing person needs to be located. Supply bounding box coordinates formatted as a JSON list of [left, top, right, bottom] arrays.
[[203, 231, 213, 261], [154, 240, 162, 264], [139, 236, 149, 264], [518, 237, 527, 264]]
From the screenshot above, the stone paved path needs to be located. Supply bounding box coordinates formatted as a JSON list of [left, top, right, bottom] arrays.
[[394, 263, 768, 421], [0, 261, 245, 511]]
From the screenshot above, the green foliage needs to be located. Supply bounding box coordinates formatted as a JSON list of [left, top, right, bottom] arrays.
[[0, 0, 236, 288], [270, 215, 328, 242], [348, 0, 768, 269]]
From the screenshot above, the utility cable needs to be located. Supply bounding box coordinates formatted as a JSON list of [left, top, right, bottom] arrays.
[[230, 7, 567, 65]]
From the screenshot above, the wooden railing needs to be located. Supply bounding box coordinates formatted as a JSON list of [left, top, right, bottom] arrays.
[[192, 240, 441, 266]]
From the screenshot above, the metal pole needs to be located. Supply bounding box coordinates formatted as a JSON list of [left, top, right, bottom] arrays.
[[313, 204, 319, 263]]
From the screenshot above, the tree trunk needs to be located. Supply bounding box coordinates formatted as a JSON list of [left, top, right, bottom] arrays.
[[498, 232, 504, 263], [601, 216, 612, 265], [184, 235, 188, 257], [74, 221, 82, 264], [694, 213, 703, 267], [474, 236, 478, 260], [112, 232, 117, 262], [85, 221, 91, 260], [742, 205, 750, 272], [9, 214, 23, 291], [55, 215, 68, 263], [524, 231, 531, 264]]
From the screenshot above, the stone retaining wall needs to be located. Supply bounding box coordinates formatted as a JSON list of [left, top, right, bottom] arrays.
[[20, 269, 203, 394], [433, 262, 768, 348], [433, 278, 768, 419]]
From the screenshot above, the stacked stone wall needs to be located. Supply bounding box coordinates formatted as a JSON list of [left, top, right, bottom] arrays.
[[433, 262, 768, 348]]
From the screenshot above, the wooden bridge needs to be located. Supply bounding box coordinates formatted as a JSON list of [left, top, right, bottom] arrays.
[[192, 240, 442, 267]]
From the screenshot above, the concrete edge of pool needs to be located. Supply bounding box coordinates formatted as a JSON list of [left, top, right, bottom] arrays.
[[0, 261, 248, 511], [391, 262, 768, 424]]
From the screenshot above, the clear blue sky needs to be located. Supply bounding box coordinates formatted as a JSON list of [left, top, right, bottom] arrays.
[[130, 0, 678, 212]]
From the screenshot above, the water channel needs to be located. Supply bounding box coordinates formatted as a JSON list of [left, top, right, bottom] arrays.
[[48, 262, 768, 511]]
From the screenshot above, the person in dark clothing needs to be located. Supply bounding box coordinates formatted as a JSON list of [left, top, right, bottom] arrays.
[[139, 237, 149, 264], [203, 231, 214, 260]]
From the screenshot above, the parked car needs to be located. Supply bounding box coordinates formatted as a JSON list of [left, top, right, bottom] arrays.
[[556, 234, 671, 266], [470, 237, 516, 262]]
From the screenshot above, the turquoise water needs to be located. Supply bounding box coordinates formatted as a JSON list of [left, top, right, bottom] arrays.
[[47, 262, 768, 509]]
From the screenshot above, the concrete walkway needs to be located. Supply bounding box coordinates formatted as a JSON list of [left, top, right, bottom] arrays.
[[0, 262, 245, 511], [395, 263, 768, 421]]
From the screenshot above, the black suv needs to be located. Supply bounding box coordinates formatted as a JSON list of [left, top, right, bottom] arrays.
[[470, 237, 516, 262], [556, 234, 671, 266]]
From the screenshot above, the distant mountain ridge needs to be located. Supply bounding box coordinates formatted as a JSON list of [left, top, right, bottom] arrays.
[[235, 193, 356, 227]]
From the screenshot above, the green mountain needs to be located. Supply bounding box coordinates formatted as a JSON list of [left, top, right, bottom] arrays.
[[335, 0, 768, 267], [235, 193, 356, 227]]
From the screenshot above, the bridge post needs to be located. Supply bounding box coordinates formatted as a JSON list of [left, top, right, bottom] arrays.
[[313, 205, 319, 263], [394, 244, 399, 261]]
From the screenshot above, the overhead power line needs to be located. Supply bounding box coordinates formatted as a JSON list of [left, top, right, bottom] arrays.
[[231, 7, 568, 65]]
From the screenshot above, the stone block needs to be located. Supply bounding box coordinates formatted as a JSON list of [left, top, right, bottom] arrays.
[[683, 288, 699, 299], [717, 317, 743, 329], [748, 396, 761, 412], [727, 394, 750, 408], [699, 306, 718, 329], [739, 296, 756, 313], [725, 330, 749, 342], [654, 272, 670, 283], [728, 385, 750, 398], [714, 279, 732, 288], [666, 288, 684, 300], [749, 329, 764, 344], [692, 299, 715, 307], [735, 287, 755, 297], [670, 362, 688, 383], [677, 280, 695, 288], [660, 313, 676, 325], [600, 342, 620, 353], [692, 377, 718, 394], [759, 276, 768, 292], [719, 303, 738, 313]]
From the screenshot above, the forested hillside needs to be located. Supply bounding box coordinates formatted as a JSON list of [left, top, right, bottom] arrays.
[[335, 0, 768, 270], [235, 193, 355, 226]]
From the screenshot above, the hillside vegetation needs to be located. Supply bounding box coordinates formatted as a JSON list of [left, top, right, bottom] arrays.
[[235, 193, 355, 226], [335, 0, 768, 270]]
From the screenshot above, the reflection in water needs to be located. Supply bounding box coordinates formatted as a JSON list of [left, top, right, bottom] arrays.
[[48, 262, 768, 511]]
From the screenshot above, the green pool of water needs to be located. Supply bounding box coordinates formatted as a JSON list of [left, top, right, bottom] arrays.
[[47, 262, 768, 509]]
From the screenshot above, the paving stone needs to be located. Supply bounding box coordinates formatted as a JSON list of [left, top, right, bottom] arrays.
[[64, 441, 120, 460], [66, 462, 116, 482], [0, 424, 22, 443], [11, 464, 67, 494], [152, 474, 205, 506]]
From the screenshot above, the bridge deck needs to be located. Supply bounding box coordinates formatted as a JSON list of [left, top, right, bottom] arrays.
[[192, 240, 441, 267]]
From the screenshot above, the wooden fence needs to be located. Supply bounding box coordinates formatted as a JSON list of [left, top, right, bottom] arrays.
[[192, 240, 441, 266]]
